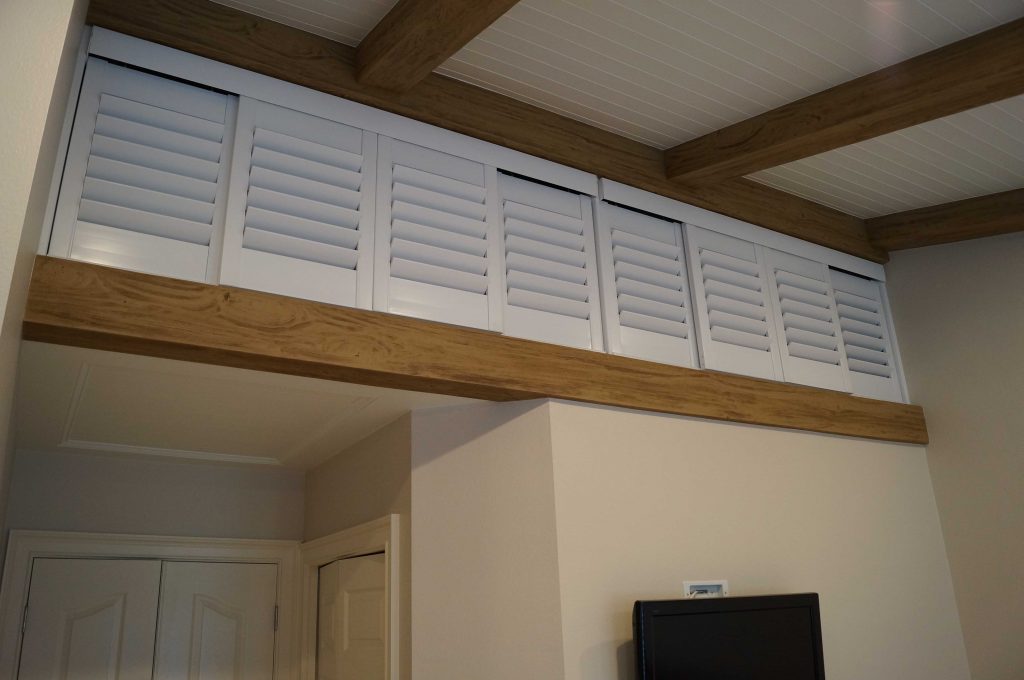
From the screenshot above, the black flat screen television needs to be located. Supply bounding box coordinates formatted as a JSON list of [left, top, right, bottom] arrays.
[[633, 593, 826, 680]]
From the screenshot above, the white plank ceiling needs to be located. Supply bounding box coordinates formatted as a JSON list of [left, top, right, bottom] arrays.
[[213, 0, 1024, 217]]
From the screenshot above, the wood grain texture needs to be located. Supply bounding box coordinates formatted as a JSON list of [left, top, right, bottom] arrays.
[[867, 187, 1024, 251], [665, 18, 1024, 183], [356, 0, 520, 91], [85, 0, 886, 263], [23, 257, 927, 444]]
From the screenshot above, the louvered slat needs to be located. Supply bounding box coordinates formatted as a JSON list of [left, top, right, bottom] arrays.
[[764, 250, 850, 392], [221, 98, 374, 308], [595, 203, 696, 366], [686, 225, 781, 380], [50, 59, 231, 282], [831, 270, 904, 401], [500, 174, 603, 350], [376, 139, 493, 330]]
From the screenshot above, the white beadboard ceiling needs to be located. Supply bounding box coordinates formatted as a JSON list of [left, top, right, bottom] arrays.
[[212, 0, 1024, 217]]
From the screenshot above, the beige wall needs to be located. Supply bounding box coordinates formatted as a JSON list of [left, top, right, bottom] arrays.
[[0, 0, 87, 533], [886, 232, 1024, 680], [4, 449, 304, 539], [547, 401, 969, 680], [410, 402, 566, 680], [305, 414, 412, 680]]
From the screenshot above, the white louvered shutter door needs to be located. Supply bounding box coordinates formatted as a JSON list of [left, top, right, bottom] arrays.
[[221, 98, 375, 307], [50, 58, 233, 282], [685, 226, 782, 380], [374, 139, 497, 330], [830, 270, 905, 402], [500, 174, 603, 350], [764, 249, 850, 391], [596, 203, 696, 367]]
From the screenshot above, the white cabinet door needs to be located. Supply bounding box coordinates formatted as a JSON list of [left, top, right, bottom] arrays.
[[220, 97, 377, 307], [152, 562, 278, 680], [18, 558, 161, 680], [317, 553, 387, 680], [50, 58, 234, 283]]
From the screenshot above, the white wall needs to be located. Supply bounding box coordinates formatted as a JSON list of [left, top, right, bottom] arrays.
[[0, 0, 87, 533], [547, 401, 969, 680], [4, 450, 304, 540], [305, 414, 412, 680], [886, 232, 1024, 680], [410, 402, 566, 680]]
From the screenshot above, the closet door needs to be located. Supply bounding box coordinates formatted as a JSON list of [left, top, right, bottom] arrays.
[[221, 98, 376, 307], [18, 558, 161, 680], [830, 270, 905, 402], [374, 138, 499, 330], [595, 203, 696, 367], [686, 226, 782, 380], [152, 562, 278, 680], [764, 249, 851, 392], [50, 58, 234, 282], [500, 174, 603, 350]]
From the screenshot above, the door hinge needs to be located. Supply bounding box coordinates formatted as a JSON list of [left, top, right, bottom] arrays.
[[273, 604, 279, 632]]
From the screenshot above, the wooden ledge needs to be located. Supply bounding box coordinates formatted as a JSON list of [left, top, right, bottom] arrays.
[[23, 257, 927, 444]]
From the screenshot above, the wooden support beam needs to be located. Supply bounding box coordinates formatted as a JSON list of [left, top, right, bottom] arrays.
[[356, 0, 520, 91], [665, 18, 1024, 184], [23, 257, 927, 444], [85, 0, 887, 263], [867, 187, 1024, 251]]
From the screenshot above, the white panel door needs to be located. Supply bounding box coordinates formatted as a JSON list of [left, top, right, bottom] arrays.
[[50, 58, 234, 282], [152, 562, 278, 680], [764, 249, 851, 392], [595, 202, 696, 367], [17, 558, 161, 680], [830, 269, 905, 402], [374, 138, 500, 330], [221, 97, 376, 307], [317, 553, 387, 680], [685, 225, 782, 380], [499, 174, 603, 350]]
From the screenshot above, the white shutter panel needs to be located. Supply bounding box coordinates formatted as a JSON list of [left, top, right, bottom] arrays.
[[830, 270, 905, 402], [764, 249, 850, 391], [221, 98, 375, 307], [500, 174, 603, 350], [596, 203, 696, 367], [50, 58, 232, 282], [374, 139, 497, 330], [685, 226, 782, 380]]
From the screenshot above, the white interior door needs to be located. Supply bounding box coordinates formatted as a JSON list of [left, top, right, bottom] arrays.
[[152, 561, 278, 680], [17, 558, 161, 680], [317, 553, 387, 680]]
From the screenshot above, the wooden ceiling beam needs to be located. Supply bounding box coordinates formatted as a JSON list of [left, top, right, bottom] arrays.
[[23, 257, 929, 444], [86, 0, 887, 263], [867, 187, 1024, 251], [665, 18, 1024, 184], [356, 0, 520, 92]]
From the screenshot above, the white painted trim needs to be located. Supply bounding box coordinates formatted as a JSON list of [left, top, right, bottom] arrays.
[[38, 26, 92, 256], [0, 530, 301, 680], [56, 439, 283, 465], [299, 515, 400, 680], [879, 283, 910, 403], [599, 179, 886, 281], [87, 29, 598, 197]]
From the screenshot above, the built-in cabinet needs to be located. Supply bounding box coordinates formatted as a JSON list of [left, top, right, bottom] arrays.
[[46, 35, 906, 402]]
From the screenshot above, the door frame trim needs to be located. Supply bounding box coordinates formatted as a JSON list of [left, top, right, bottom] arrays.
[[0, 530, 301, 679], [299, 514, 401, 680]]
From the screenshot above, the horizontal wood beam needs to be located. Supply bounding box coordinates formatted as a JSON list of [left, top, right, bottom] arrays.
[[665, 18, 1024, 184], [356, 0, 520, 92], [867, 187, 1024, 251], [24, 257, 927, 444], [85, 0, 887, 263]]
